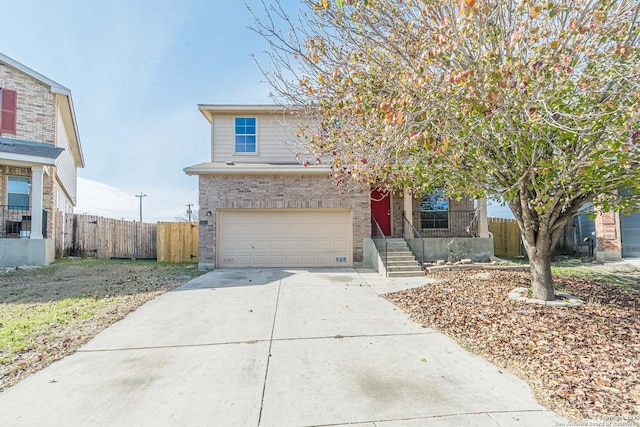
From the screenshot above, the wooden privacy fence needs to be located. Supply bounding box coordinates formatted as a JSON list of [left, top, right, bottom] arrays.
[[157, 222, 198, 263], [55, 212, 157, 259], [488, 217, 522, 258]]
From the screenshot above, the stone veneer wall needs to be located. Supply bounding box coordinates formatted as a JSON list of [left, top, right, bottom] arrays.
[[595, 211, 622, 260], [0, 63, 56, 144], [198, 174, 370, 268], [0, 64, 58, 238]]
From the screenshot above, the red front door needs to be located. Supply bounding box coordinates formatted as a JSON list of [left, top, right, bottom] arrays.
[[371, 188, 391, 236]]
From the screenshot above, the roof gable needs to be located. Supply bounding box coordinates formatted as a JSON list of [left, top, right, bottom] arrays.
[[0, 52, 70, 95], [0, 52, 84, 168], [197, 104, 301, 123]]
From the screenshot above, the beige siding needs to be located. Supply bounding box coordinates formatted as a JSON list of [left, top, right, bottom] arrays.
[[54, 108, 77, 205], [211, 113, 305, 163]]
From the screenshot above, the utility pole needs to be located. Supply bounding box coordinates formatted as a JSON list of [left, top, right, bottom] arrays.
[[186, 203, 193, 222], [136, 193, 147, 223], [134, 193, 146, 261]]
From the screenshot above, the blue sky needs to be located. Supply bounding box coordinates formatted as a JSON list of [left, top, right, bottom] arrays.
[[2, 0, 513, 221], [3, 0, 281, 221]]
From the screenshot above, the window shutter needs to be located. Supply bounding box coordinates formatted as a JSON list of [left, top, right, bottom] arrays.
[[0, 88, 18, 134]]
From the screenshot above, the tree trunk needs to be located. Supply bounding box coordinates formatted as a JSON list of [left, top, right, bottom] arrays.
[[524, 237, 556, 301]]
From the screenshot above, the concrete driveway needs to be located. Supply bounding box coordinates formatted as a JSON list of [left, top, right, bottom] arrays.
[[0, 269, 565, 426]]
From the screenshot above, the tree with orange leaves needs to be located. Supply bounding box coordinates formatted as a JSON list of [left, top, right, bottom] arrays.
[[250, 0, 640, 301]]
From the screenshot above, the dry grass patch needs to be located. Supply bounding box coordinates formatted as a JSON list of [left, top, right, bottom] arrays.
[[385, 270, 639, 421]]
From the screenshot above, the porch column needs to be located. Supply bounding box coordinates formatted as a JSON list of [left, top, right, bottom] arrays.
[[30, 166, 44, 239], [403, 188, 413, 239], [477, 198, 490, 238]]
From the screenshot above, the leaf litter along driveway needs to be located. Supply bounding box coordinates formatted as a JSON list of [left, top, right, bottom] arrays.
[[385, 269, 640, 422], [0, 258, 204, 392]]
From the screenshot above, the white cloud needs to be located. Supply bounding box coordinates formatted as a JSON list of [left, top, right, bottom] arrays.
[[75, 177, 197, 222], [75, 177, 139, 219]]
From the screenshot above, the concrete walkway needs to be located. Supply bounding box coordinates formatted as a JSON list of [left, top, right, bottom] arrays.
[[0, 269, 566, 426]]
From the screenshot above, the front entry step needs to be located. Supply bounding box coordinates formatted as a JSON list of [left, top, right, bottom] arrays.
[[376, 238, 424, 277]]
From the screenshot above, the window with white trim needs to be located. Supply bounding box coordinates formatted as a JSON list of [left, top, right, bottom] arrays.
[[234, 117, 256, 153], [7, 175, 30, 209]]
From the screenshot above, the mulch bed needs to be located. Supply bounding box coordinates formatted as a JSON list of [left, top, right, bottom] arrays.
[[384, 270, 640, 421]]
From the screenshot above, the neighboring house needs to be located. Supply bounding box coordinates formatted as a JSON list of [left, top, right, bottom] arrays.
[[0, 52, 84, 267], [595, 211, 640, 260], [185, 104, 492, 271]]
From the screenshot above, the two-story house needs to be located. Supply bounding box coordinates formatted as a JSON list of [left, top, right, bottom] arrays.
[[0, 52, 84, 267], [185, 104, 492, 272]]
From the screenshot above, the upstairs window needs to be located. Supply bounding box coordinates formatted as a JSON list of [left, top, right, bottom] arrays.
[[7, 175, 30, 209], [235, 117, 257, 153], [420, 189, 449, 229], [0, 88, 18, 134]]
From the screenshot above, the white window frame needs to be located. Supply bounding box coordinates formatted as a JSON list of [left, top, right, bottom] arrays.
[[7, 175, 31, 209], [233, 116, 259, 155]]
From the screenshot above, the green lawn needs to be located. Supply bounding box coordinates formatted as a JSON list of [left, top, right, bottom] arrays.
[[0, 298, 102, 363]]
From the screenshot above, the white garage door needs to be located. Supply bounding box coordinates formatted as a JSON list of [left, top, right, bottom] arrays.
[[217, 209, 352, 267]]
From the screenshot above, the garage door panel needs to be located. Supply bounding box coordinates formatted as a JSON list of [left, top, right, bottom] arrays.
[[333, 241, 350, 251], [231, 255, 253, 266], [226, 225, 247, 235], [621, 212, 640, 258], [269, 241, 285, 250], [237, 241, 254, 250], [285, 241, 301, 250], [218, 209, 352, 267], [252, 228, 271, 238], [624, 229, 640, 239], [318, 254, 345, 264], [317, 240, 335, 250], [302, 255, 319, 264], [269, 255, 286, 265], [286, 255, 303, 264], [301, 240, 318, 250], [334, 224, 351, 234], [269, 226, 289, 236], [252, 240, 269, 250], [316, 225, 333, 235]]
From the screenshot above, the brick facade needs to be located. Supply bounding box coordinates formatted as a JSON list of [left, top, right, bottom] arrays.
[[0, 63, 59, 238], [595, 211, 622, 260], [198, 174, 370, 267]]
